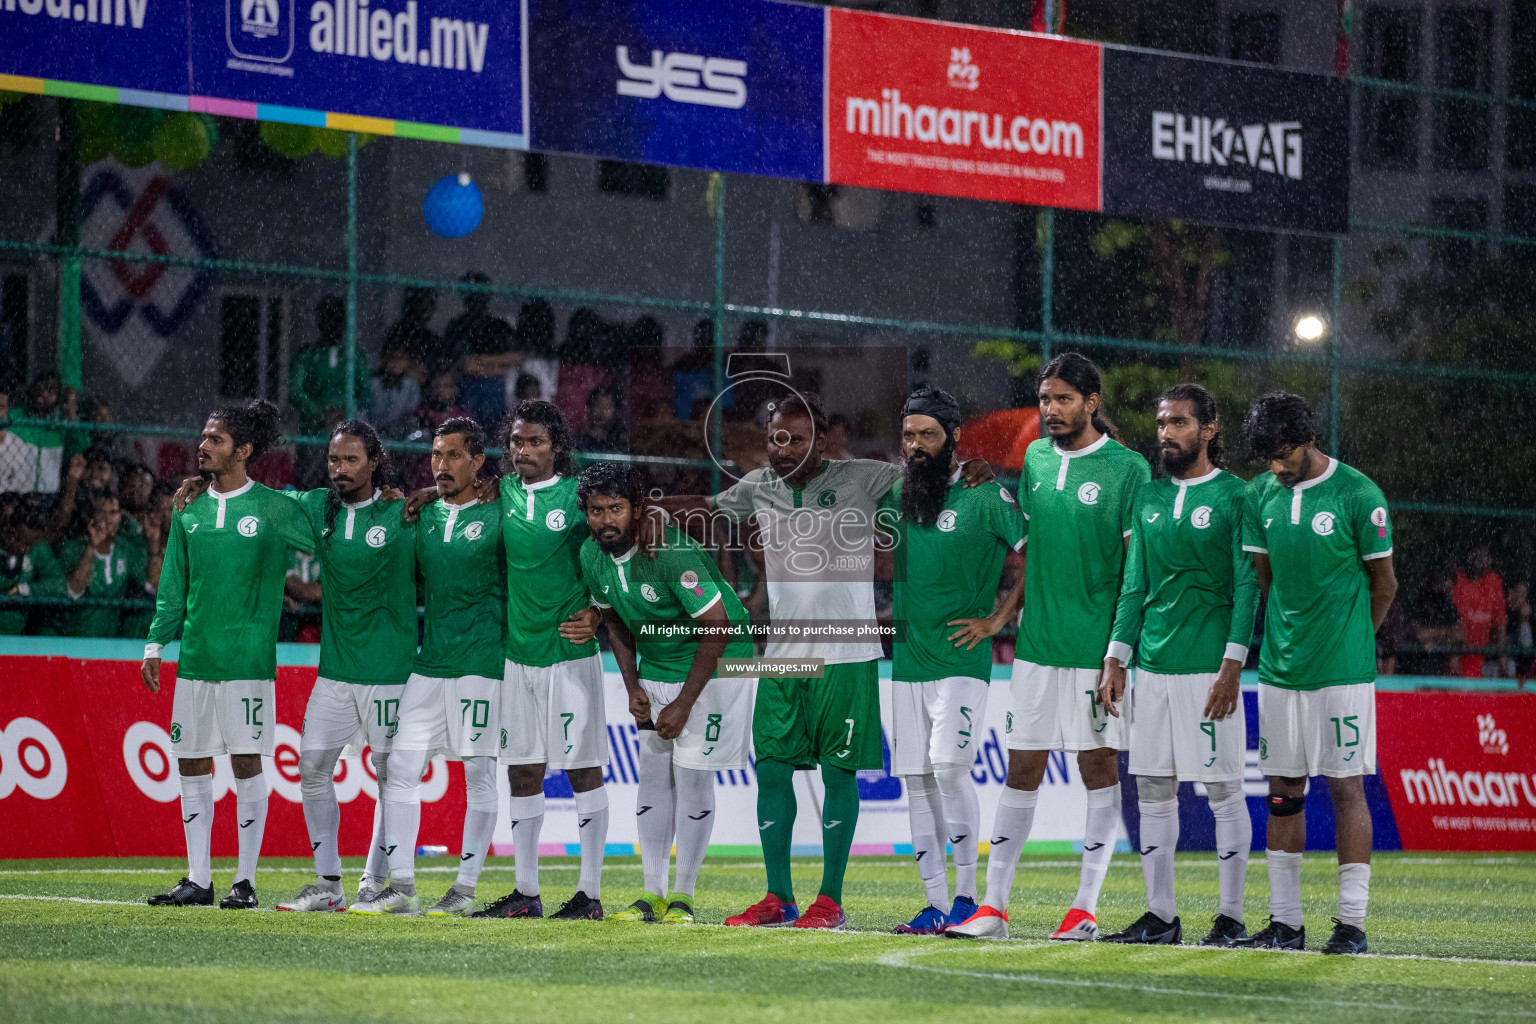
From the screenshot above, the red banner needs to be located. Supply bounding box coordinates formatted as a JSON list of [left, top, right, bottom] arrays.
[[1379, 692, 1536, 851], [826, 8, 1102, 210], [0, 656, 465, 859]]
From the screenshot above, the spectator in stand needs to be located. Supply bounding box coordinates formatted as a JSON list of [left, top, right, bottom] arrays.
[[406, 370, 470, 489], [443, 272, 517, 426], [383, 287, 439, 375], [0, 390, 31, 493], [0, 493, 64, 634], [1408, 568, 1463, 676], [283, 548, 322, 644], [290, 296, 372, 438], [55, 493, 151, 637], [576, 386, 625, 454], [371, 339, 424, 438], [120, 478, 173, 640], [1506, 579, 1532, 680], [513, 372, 543, 402], [1, 372, 84, 493], [117, 464, 156, 550], [515, 298, 560, 405], [1452, 546, 1506, 678]]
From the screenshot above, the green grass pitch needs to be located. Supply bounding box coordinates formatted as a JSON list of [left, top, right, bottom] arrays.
[[1, 853, 1533, 1023]]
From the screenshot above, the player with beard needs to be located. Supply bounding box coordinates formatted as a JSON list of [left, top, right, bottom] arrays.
[[1095, 384, 1259, 946], [142, 400, 315, 909], [656, 391, 994, 930], [878, 388, 1026, 935], [1234, 394, 1396, 955], [355, 418, 506, 916], [577, 463, 754, 924], [950, 353, 1150, 942]]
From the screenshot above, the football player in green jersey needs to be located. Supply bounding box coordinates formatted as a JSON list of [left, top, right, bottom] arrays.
[[467, 402, 609, 922], [1234, 394, 1397, 955], [578, 463, 755, 925], [1097, 384, 1259, 947], [142, 400, 315, 910], [362, 418, 507, 917], [272, 421, 416, 913], [881, 388, 1027, 936], [951, 353, 1150, 942]]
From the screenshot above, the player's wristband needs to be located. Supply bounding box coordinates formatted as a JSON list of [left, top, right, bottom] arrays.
[[1223, 642, 1249, 665], [1104, 640, 1134, 667], [144, 643, 163, 660]]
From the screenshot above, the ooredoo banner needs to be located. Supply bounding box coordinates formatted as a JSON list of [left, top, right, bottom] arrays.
[[825, 8, 1102, 211], [526, 0, 825, 181]]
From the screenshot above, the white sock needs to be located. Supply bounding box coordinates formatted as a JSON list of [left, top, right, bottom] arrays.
[[672, 766, 715, 898], [1071, 784, 1121, 916], [299, 748, 343, 881], [508, 793, 545, 896], [636, 732, 676, 896], [1338, 862, 1371, 928], [905, 773, 949, 908], [178, 773, 214, 888], [1267, 849, 1304, 928], [234, 774, 268, 886], [456, 757, 499, 893], [934, 763, 980, 902], [1137, 796, 1179, 922], [1208, 788, 1251, 923], [982, 786, 1037, 912], [573, 787, 609, 899], [362, 753, 390, 888], [384, 747, 427, 895]]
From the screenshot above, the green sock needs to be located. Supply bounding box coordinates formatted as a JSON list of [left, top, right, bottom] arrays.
[[818, 764, 860, 905], [757, 758, 797, 905]]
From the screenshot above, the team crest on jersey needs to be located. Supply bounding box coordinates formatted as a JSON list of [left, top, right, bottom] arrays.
[[237, 515, 260, 537], [1311, 511, 1336, 536], [464, 521, 484, 541], [1191, 506, 1212, 529], [937, 510, 958, 532], [679, 570, 699, 589], [365, 525, 387, 548], [817, 490, 836, 508], [169, 722, 182, 743], [1077, 482, 1101, 506], [545, 509, 567, 531], [1371, 506, 1388, 527], [641, 584, 660, 602]]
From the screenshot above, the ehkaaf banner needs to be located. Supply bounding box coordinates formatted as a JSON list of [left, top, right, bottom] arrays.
[[826, 8, 1102, 211], [0, 0, 191, 97], [527, 0, 825, 181], [1101, 48, 1349, 233], [189, 0, 525, 140]]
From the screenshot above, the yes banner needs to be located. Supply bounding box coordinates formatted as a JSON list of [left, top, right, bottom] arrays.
[[527, 0, 824, 181]]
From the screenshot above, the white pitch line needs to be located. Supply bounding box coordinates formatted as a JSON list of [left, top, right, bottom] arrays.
[[0, 893, 146, 907], [876, 946, 1536, 1016]]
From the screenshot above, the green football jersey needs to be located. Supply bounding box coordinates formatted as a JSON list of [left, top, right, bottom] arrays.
[[499, 473, 597, 667], [416, 497, 506, 679], [1242, 458, 1393, 690], [1109, 468, 1259, 674], [56, 537, 149, 638], [880, 475, 1026, 683], [1016, 435, 1150, 670], [582, 527, 752, 683], [147, 481, 314, 681], [0, 541, 66, 635], [295, 490, 419, 686]]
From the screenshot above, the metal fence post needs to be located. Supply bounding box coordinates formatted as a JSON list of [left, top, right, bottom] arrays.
[[1329, 233, 1343, 455], [344, 132, 359, 421]]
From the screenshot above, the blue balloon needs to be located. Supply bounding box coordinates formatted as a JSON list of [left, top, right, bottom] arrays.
[[422, 172, 484, 238]]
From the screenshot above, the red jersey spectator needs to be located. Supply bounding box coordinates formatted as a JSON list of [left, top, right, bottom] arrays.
[[1451, 546, 1506, 677]]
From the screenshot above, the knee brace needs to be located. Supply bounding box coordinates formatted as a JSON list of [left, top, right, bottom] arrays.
[[1266, 793, 1305, 817]]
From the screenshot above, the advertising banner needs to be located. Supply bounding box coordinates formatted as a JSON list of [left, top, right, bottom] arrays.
[[825, 8, 1102, 211], [1378, 692, 1536, 851], [1101, 47, 1350, 233], [188, 0, 526, 142], [0, 0, 191, 97], [526, 0, 824, 181]]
